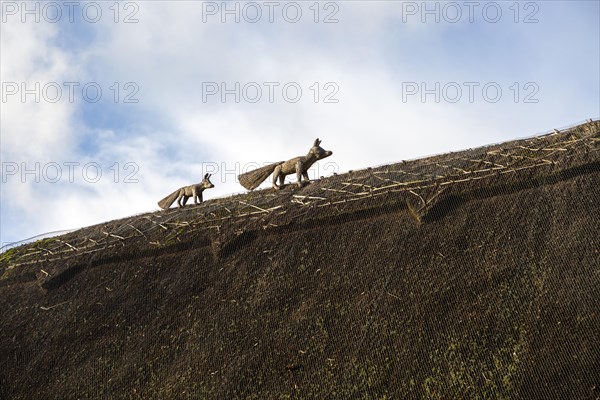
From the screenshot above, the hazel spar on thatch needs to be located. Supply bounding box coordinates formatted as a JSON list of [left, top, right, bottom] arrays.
[[238, 138, 333, 190], [158, 173, 215, 209]]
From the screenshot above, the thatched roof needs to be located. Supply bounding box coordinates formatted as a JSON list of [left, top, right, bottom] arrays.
[[1, 120, 599, 399]]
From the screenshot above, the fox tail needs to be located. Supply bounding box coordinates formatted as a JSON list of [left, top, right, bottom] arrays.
[[238, 161, 283, 190], [158, 189, 180, 209]]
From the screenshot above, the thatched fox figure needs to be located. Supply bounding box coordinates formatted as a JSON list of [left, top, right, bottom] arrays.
[[158, 173, 215, 209], [238, 138, 333, 190]]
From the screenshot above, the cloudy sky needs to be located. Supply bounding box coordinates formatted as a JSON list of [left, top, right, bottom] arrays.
[[1, 0, 599, 248]]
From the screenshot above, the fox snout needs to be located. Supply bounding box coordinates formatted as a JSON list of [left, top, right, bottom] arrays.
[[319, 150, 333, 159]]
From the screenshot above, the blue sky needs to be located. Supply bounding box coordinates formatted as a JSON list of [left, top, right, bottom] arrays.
[[1, 0, 599, 248]]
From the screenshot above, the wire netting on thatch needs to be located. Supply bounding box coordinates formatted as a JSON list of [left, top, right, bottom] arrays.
[[1, 119, 598, 273]]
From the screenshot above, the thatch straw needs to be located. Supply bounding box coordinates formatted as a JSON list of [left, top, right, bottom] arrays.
[[238, 162, 283, 190]]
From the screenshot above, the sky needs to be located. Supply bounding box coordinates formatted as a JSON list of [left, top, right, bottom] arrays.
[[1, 0, 599, 248]]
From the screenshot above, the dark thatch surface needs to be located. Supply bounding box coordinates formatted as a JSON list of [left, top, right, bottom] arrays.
[[1, 120, 599, 399]]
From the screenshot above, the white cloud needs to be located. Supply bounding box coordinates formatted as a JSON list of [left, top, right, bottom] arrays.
[[1, 18, 76, 160]]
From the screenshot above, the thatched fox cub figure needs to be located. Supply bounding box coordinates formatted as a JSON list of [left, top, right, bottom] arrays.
[[238, 138, 333, 190], [158, 173, 215, 209]]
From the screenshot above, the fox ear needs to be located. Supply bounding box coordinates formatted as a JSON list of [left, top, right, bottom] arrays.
[[204, 173, 210, 179], [313, 138, 321, 147]]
